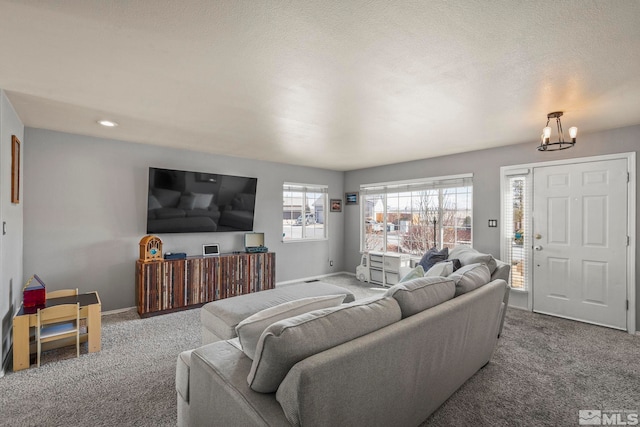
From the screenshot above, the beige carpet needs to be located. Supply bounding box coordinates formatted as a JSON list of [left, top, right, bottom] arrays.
[[1, 274, 637, 426]]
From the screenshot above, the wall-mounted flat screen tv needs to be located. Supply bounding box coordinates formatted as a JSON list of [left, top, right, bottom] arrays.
[[147, 167, 258, 233]]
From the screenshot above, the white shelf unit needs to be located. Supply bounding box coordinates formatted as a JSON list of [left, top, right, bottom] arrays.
[[367, 252, 411, 287]]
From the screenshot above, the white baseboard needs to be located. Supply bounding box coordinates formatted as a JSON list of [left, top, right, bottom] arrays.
[[507, 305, 530, 312], [102, 306, 136, 316], [277, 271, 354, 286]]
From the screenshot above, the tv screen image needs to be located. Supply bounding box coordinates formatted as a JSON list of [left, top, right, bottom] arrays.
[[147, 167, 258, 233]]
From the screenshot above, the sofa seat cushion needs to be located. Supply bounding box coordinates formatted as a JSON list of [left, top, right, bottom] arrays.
[[155, 207, 187, 219], [449, 263, 491, 296], [248, 296, 401, 393], [201, 283, 356, 342], [448, 246, 497, 274], [385, 276, 455, 318], [185, 208, 220, 220], [236, 294, 347, 360]]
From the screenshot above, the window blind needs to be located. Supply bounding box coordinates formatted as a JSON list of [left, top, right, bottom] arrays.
[[360, 174, 473, 195], [504, 175, 529, 290], [283, 183, 328, 193]]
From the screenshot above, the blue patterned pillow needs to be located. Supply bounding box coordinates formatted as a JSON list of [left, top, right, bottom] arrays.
[[418, 247, 449, 272]]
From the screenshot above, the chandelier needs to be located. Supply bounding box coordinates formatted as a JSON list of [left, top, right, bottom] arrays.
[[537, 111, 577, 151]]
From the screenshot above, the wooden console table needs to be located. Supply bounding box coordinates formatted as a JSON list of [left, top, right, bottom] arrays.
[[136, 252, 275, 317], [13, 291, 102, 371]]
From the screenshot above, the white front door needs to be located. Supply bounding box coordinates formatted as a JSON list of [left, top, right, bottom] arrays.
[[532, 159, 628, 330]]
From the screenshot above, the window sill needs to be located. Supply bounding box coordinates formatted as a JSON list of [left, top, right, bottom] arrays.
[[282, 238, 328, 243]]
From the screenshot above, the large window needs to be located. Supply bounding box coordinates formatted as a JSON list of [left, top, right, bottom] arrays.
[[360, 175, 473, 255], [283, 183, 328, 241]]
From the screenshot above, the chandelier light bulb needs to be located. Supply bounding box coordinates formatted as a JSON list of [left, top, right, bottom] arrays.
[[569, 127, 578, 139], [543, 126, 552, 139]]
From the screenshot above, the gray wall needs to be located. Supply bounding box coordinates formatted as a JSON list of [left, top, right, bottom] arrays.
[[23, 128, 345, 311], [0, 91, 24, 374], [345, 124, 640, 330]]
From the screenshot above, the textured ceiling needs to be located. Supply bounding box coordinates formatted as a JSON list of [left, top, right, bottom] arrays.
[[1, 0, 639, 171]]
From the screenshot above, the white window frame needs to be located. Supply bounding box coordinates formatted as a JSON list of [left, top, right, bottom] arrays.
[[359, 173, 473, 254], [282, 182, 328, 242]]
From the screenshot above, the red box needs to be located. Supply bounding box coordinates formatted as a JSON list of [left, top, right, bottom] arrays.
[[23, 275, 46, 309]]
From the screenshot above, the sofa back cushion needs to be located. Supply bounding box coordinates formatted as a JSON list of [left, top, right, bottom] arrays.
[[449, 263, 491, 296], [236, 294, 347, 360], [385, 276, 455, 318], [247, 296, 401, 393], [448, 246, 497, 274]]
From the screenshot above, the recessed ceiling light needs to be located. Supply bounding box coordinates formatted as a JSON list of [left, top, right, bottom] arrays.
[[98, 120, 118, 127]]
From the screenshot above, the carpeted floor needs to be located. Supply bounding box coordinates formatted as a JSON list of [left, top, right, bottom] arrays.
[[1, 274, 638, 426]]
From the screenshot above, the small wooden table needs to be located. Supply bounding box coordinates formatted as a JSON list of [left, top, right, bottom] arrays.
[[12, 291, 102, 371]]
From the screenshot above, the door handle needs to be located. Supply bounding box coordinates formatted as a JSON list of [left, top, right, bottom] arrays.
[[534, 245, 543, 251]]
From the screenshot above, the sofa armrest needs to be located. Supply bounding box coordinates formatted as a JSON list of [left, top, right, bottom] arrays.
[[189, 341, 290, 427], [498, 280, 511, 338], [491, 260, 511, 282], [176, 350, 194, 427]]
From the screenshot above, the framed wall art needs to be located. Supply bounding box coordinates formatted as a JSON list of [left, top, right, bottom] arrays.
[[345, 192, 358, 205], [11, 135, 20, 204], [330, 199, 342, 212]]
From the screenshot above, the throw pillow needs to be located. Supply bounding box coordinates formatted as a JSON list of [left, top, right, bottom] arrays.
[[236, 294, 347, 360], [448, 246, 497, 274], [191, 192, 214, 209], [148, 195, 162, 210], [448, 258, 462, 271], [152, 187, 181, 207], [448, 263, 491, 296], [418, 247, 449, 272], [247, 296, 401, 393], [424, 261, 454, 277], [399, 265, 425, 283], [385, 276, 455, 318], [178, 194, 197, 210]]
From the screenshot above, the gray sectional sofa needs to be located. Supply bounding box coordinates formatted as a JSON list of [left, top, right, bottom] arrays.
[[177, 248, 510, 427]]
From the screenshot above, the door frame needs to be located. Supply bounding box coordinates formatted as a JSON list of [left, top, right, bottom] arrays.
[[500, 152, 636, 334]]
